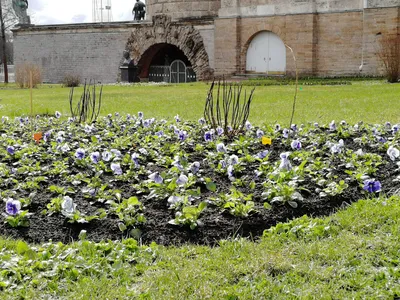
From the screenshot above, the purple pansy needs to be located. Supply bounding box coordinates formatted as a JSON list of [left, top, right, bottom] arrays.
[[131, 153, 140, 167], [216, 143, 226, 153], [149, 172, 163, 184], [190, 161, 200, 174], [291, 140, 302, 150], [178, 130, 188, 141], [75, 148, 86, 160], [363, 179, 382, 193], [257, 150, 269, 159], [90, 152, 100, 164], [216, 127, 224, 136], [6, 145, 15, 155], [176, 174, 188, 185], [6, 199, 21, 216], [204, 131, 213, 142], [111, 162, 123, 175]]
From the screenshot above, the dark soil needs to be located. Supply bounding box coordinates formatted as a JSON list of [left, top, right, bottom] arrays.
[[1, 132, 399, 247]]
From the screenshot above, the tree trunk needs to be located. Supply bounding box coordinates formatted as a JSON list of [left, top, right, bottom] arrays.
[[0, 1, 9, 84]]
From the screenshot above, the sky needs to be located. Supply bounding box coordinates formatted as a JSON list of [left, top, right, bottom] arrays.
[[27, 0, 139, 25]]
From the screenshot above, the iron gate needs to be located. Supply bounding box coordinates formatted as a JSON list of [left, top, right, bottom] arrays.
[[148, 60, 196, 83]]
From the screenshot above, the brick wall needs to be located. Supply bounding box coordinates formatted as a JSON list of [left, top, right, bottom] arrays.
[[214, 6, 400, 77]]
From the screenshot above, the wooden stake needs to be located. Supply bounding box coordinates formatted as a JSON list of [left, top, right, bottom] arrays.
[[30, 71, 33, 117]]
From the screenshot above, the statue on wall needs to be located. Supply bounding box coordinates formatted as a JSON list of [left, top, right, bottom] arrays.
[[132, 0, 146, 21], [12, 0, 31, 24], [122, 50, 134, 66]]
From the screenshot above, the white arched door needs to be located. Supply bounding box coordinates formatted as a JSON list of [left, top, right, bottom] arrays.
[[246, 31, 286, 75]]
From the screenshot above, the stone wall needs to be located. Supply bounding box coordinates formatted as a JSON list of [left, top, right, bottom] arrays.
[[13, 23, 134, 83], [219, 0, 400, 17], [12, 18, 214, 83], [147, 0, 220, 20], [214, 6, 400, 77]]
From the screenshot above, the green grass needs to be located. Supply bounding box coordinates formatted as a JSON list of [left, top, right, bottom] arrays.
[[1, 80, 400, 125], [1, 197, 400, 299], [1, 79, 400, 298]]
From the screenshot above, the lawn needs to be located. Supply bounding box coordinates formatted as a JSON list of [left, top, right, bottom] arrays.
[[1, 79, 400, 125], [1, 79, 400, 299]]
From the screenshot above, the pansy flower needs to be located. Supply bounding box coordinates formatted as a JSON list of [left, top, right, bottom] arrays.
[[257, 150, 269, 159], [176, 174, 188, 185], [43, 131, 51, 142], [90, 152, 100, 164], [279, 152, 292, 171], [216, 143, 227, 153], [256, 129, 264, 138], [139, 148, 148, 156], [198, 118, 206, 125], [282, 128, 289, 139], [143, 119, 151, 127], [131, 153, 140, 167], [387, 146, 400, 161], [138, 111, 144, 119], [61, 196, 76, 217], [290, 124, 297, 132], [6, 145, 15, 155], [102, 151, 112, 161], [149, 172, 163, 184], [228, 155, 239, 165], [227, 165, 234, 179], [392, 125, 399, 134], [329, 120, 336, 131], [56, 136, 64, 143], [175, 114, 181, 123], [172, 156, 184, 170], [84, 124, 93, 133], [167, 196, 182, 208], [55, 111, 62, 119], [111, 149, 122, 158], [216, 127, 224, 136], [291, 140, 302, 150], [155, 131, 164, 137], [5, 199, 21, 216], [363, 179, 382, 193], [275, 124, 281, 131], [178, 130, 188, 141], [111, 163, 123, 175], [219, 160, 227, 169], [245, 121, 252, 130], [204, 131, 213, 142], [190, 161, 200, 174], [75, 148, 86, 160], [61, 143, 70, 152]]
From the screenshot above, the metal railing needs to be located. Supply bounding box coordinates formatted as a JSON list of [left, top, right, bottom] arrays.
[[0, 65, 15, 82]]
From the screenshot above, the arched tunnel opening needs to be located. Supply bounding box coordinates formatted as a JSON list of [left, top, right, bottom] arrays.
[[138, 43, 196, 83]]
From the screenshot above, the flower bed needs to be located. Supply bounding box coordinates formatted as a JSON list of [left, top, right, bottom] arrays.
[[0, 114, 399, 245]]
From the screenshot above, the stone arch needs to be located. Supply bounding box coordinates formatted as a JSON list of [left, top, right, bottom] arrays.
[[137, 43, 192, 79], [125, 15, 213, 81], [240, 29, 287, 74]]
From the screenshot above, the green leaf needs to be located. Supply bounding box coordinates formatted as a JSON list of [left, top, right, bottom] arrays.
[[16, 240, 30, 255], [91, 136, 98, 143], [198, 201, 207, 211], [264, 202, 272, 210], [206, 181, 217, 192]]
